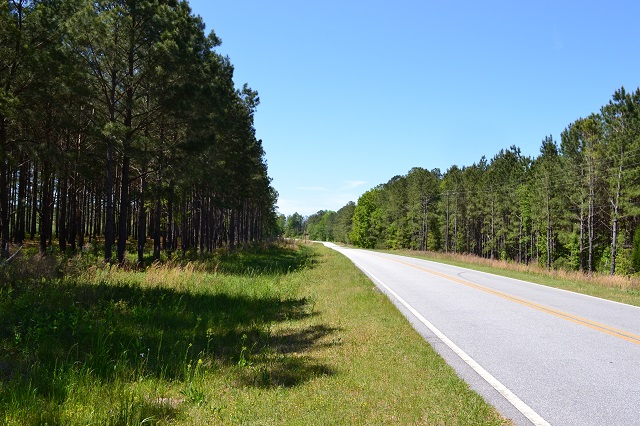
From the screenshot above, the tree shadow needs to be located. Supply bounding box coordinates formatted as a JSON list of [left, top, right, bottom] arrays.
[[235, 324, 340, 388], [237, 354, 335, 389], [214, 243, 319, 275], [0, 248, 337, 421]]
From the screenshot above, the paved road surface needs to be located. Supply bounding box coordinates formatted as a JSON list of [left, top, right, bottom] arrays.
[[323, 243, 640, 426]]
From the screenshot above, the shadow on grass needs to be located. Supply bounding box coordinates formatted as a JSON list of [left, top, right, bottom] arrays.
[[0, 245, 336, 422], [236, 324, 339, 388], [214, 243, 318, 275]]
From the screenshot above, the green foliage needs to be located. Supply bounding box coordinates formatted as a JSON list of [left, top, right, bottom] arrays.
[[0, 0, 278, 262], [631, 227, 640, 272], [333, 201, 355, 244], [284, 213, 304, 238], [305, 210, 336, 241], [615, 248, 634, 276], [275, 214, 286, 236], [552, 256, 574, 272], [350, 189, 380, 248]]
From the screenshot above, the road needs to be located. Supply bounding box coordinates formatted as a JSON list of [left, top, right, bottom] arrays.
[[323, 243, 640, 426]]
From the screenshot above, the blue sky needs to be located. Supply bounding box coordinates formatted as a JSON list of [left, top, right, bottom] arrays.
[[188, 0, 640, 217]]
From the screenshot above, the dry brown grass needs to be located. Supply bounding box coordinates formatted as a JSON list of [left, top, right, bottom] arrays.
[[399, 250, 640, 290], [386, 249, 640, 308]]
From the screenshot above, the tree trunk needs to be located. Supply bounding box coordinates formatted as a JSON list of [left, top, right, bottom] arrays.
[[58, 175, 68, 253], [137, 168, 147, 264], [454, 195, 458, 253], [0, 119, 9, 258], [610, 148, 624, 275], [104, 145, 115, 261], [229, 209, 236, 251], [546, 193, 551, 271], [40, 163, 52, 254], [585, 139, 596, 275], [30, 161, 38, 240], [68, 176, 78, 251], [490, 199, 495, 259], [14, 158, 27, 243], [199, 195, 206, 253], [117, 155, 130, 264], [153, 194, 161, 260], [181, 194, 188, 254], [167, 182, 174, 253], [518, 215, 523, 264], [445, 192, 450, 253], [588, 181, 594, 275]]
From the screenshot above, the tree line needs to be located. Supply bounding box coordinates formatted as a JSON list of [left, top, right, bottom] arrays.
[[284, 87, 640, 275], [1, 0, 278, 263]]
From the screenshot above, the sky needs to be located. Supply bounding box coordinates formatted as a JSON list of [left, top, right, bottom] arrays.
[[188, 0, 640, 217]]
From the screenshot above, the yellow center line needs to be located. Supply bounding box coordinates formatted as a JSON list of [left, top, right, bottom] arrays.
[[375, 254, 640, 346]]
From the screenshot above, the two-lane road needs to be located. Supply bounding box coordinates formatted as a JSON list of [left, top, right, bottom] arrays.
[[324, 243, 640, 425]]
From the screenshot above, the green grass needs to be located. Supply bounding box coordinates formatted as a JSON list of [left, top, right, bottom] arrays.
[[388, 249, 640, 307], [0, 243, 509, 425]]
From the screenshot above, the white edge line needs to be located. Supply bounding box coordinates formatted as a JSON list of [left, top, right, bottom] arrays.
[[348, 257, 551, 426]]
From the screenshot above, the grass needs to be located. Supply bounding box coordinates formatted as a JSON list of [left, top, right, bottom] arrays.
[[388, 249, 640, 307], [0, 242, 509, 425]]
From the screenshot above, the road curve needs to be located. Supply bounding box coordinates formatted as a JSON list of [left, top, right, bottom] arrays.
[[323, 243, 640, 426]]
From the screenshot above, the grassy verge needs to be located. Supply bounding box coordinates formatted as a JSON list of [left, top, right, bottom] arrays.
[[0, 243, 509, 425], [388, 249, 640, 307]]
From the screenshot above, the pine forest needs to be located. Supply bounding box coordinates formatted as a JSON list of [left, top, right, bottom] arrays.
[[298, 88, 640, 276], [1, 0, 278, 263]]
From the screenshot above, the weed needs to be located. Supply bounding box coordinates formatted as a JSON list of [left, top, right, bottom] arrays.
[[237, 334, 256, 367], [180, 382, 206, 407]]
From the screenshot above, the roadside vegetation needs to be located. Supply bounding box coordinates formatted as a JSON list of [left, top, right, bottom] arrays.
[[391, 249, 640, 307], [0, 242, 509, 425]]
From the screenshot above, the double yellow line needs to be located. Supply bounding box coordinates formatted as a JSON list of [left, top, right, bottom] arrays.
[[378, 254, 640, 346]]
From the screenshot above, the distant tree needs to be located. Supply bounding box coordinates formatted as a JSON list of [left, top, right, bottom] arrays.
[[334, 201, 355, 243], [305, 210, 325, 240], [276, 214, 286, 236], [351, 189, 381, 249], [529, 137, 563, 270], [405, 168, 440, 251], [440, 166, 465, 253], [285, 213, 304, 237], [561, 115, 605, 274], [305, 210, 336, 241], [482, 147, 527, 260], [377, 175, 408, 249], [599, 87, 640, 274]]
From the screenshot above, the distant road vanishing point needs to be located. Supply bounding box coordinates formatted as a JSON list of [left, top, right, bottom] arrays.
[[323, 243, 640, 426]]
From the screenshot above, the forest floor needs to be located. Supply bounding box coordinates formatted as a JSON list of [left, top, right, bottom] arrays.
[[0, 242, 509, 425]]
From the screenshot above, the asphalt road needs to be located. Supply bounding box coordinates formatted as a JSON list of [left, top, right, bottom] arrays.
[[323, 243, 640, 426]]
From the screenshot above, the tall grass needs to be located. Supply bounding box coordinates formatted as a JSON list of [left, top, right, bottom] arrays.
[[0, 242, 508, 425]]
